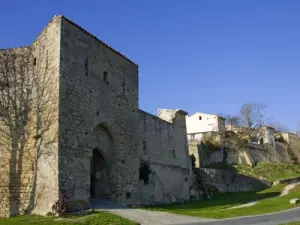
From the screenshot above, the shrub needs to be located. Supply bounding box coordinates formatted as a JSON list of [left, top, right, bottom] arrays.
[[205, 162, 237, 172], [274, 133, 287, 143], [52, 189, 67, 217], [202, 136, 222, 150], [190, 154, 196, 169]]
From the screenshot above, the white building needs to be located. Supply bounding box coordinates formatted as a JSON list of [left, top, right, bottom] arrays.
[[186, 112, 225, 141]]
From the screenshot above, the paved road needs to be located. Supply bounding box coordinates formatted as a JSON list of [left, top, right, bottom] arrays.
[[91, 199, 300, 225], [192, 207, 300, 225]]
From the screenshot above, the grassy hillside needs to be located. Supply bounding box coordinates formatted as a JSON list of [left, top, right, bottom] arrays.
[[205, 162, 300, 182], [233, 162, 300, 181]]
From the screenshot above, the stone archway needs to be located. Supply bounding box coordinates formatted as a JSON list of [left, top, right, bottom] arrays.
[[90, 124, 113, 199]]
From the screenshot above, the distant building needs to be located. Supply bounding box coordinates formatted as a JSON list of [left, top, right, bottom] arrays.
[[186, 112, 225, 141]]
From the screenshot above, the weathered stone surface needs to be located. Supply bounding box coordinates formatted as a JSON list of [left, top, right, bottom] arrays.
[[189, 140, 293, 169], [188, 125, 300, 169], [0, 17, 60, 217], [138, 110, 191, 205], [199, 168, 271, 193], [282, 133, 300, 162], [189, 141, 223, 168], [0, 15, 191, 217]]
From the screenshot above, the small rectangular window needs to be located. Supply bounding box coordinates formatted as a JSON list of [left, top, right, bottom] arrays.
[[85, 58, 88, 76], [103, 71, 108, 83], [172, 149, 176, 158]]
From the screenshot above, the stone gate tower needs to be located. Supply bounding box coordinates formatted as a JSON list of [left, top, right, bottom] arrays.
[[0, 15, 191, 217]]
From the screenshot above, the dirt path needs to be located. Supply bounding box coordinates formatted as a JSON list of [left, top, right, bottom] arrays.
[[230, 182, 300, 209], [280, 182, 300, 196]]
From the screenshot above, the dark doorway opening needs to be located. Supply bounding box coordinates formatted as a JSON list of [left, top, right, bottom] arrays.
[[90, 148, 110, 199]]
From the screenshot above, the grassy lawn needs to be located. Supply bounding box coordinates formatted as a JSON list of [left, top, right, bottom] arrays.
[[0, 212, 138, 225], [143, 184, 300, 219]]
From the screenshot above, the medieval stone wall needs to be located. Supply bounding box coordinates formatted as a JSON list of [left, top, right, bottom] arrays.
[[29, 16, 60, 216], [190, 141, 292, 168], [188, 141, 223, 168], [0, 16, 61, 217], [58, 17, 140, 209], [0, 47, 32, 217], [282, 132, 300, 162], [199, 168, 271, 193], [138, 110, 191, 205]]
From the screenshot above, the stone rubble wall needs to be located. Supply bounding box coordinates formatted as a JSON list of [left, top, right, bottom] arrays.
[[189, 139, 293, 168], [0, 47, 33, 217], [138, 163, 190, 205], [138, 110, 191, 205], [29, 15, 60, 216], [0, 136, 35, 217], [58, 16, 140, 209], [225, 143, 291, 166], [0, 16, 60, 217], [282, 133, 300, 162], [199, 168, 272, 193]]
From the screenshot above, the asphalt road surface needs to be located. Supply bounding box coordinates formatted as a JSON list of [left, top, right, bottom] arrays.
[[91, 199, 300, 225]]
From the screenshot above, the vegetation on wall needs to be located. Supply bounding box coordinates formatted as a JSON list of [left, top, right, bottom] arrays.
[[202, 136, 222, 151], [274, 132, 287, 144], [224, 130, 248, 151], [233, 162, 300, 181], [0, 48, 58, 216], [190, 154, 196, 169], [205, 162, 300, 182], [220, 103, 270, 152], [205, 162, 237, 172], [287, 146, 298, 163]]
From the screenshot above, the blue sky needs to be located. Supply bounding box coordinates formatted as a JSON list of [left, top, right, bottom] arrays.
[[1, 0, 299, 131]]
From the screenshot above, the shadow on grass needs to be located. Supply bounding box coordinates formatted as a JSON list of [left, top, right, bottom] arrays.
[[143, 191, 281, 211]]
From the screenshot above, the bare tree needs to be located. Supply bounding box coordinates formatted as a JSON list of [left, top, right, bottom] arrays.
[[0, 47, 58, 215], [236, 103, 268, 144], [217, 104, 269, 156], [220, 113, 241, 128], [239, 103, 267, 129], [0, 48, 32, 215]]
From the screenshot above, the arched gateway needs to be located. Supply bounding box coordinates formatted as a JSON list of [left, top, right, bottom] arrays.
[[90, 124, 113, 199]]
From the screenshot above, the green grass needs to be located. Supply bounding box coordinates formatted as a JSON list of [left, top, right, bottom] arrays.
[[143, 184, 300, 219], [206, 162, 300, 182], [233, 162, 300, 181], [0, 212, 138, 225], [280, 223, 300, 225]]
